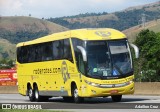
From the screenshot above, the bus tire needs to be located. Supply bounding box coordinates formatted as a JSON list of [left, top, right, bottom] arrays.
[[34, 85, 47, 102], [111, 95, 122, 102], [72, 85, 84, 103], [28, 86, 35, 102]]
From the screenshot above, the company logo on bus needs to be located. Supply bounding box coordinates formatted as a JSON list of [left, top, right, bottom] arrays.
[[95, 31, 111, 38], [61, 61, 70, 83]]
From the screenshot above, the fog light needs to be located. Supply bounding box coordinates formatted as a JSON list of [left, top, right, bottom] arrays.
[[91, 90, 96, 94], [130, 87, 134, 91]]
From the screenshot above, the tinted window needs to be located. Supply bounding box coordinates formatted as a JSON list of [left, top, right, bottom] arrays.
[[17, 47, 23, 63], [52, 41, 59, 59], [17, 38, 73, 63], [72, 38, 85, 52], [35, 44, 43, 62], [64, 39, 73, 62], [42, 42, 53, 61], [52, 40, 63, 59], [72, 38, 85, 74]]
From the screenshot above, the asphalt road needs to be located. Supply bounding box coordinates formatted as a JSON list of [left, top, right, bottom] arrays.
[[0, 94, 160, 111]]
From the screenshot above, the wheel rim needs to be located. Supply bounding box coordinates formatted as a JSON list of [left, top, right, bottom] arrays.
[[74, 88, 78, 98], [35, 89, 39, 99], [29, 89, 32, 97]]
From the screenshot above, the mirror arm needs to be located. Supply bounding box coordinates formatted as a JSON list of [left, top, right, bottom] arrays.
[[130, 44, 139, 58], [77, 46, 87, 61]]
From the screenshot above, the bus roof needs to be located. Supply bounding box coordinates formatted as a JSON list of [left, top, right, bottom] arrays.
[[16, 28, 126, 47]]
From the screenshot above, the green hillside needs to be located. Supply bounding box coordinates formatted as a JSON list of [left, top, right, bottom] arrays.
[[123, 19, 160, 42], [0, 16, 68, 60], [0, 38, 16, 59], [48, 1, 160, 31], [0, 16, 68, 43]]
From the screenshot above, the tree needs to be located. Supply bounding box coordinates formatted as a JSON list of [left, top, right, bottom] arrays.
[[0, 59, 15, 69], [134, 29, 160, 82]]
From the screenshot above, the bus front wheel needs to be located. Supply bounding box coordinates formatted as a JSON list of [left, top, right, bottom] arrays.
[[72, 85, 84, 103], [111, 95, 122, 102]]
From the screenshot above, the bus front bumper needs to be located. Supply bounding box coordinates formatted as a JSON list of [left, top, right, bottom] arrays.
[[80, 81, 134, 97]]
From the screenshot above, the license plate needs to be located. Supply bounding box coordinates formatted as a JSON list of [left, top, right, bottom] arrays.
[[110, 90, 118, 94]]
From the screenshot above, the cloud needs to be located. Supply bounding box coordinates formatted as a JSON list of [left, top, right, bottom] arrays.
[[0, 0, 23, 15], [0, 0, 159, 18]]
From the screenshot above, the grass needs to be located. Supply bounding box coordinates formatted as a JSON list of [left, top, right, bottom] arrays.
[[123, 19, 160, 43], [0, 16, 68, 33]]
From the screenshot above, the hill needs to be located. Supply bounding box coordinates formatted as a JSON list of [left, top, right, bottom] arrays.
[[0, 16, 68, 60], [0, 38, 16, 59], [48, 1, 160, 31], [123, 19, 160, 42], [0, 16, 68, 43]]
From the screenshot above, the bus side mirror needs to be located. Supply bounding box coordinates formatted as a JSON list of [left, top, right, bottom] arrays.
[[130, 44, 139, 58], [77, 46, 87, 62]]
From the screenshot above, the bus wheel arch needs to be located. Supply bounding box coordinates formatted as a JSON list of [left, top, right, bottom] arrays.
[[33, 82, 37, 89], [27, 82, 31, 93], [71, 82, 76, 93], [71, 82, 84, 103]]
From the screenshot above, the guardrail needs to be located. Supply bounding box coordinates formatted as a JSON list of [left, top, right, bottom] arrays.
[[0, 86, 18, 94], [135, 82, 160, 95], [0, 82, 160, 95]]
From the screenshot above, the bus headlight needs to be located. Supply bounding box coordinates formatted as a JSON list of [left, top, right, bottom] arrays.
[[84, 80, 100, 87], [85, 80, 134, 88], [126, 80, 134, 85]]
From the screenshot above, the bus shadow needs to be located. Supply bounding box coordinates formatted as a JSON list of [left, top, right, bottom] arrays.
[[47, 98, 109, 104], [121, 97, 149, 102], [47, 97, 109, 104], [46, 97, 149, 104]]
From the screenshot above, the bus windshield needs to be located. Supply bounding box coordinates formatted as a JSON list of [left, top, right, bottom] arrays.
[[87, 39, 133, 79]]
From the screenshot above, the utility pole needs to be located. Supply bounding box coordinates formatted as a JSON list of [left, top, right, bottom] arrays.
[[141, 13, 146, 29]]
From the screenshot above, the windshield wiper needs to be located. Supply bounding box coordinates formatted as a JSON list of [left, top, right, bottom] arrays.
[[113, 64, 123, 75]]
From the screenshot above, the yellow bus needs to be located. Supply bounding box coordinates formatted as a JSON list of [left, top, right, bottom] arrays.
[[16, 28, 139, 103]]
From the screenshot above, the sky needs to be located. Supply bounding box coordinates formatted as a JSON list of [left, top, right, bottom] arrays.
[[0, 0, 159, 18]]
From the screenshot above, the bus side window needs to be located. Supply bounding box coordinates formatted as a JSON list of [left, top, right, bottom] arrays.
[[22, 47, 29, 63], [64, 39, 73, 62], [17, 46, 29, 63], [72, 38, 85, 74], [42, 42, 53, 61], [53, 41, 60, 60], [17, 47, 23, 63], [77, 52, 85, 74], [28, 45, 35, 62], [35, 44, 42, 62], [59, 40, 64, 59]]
